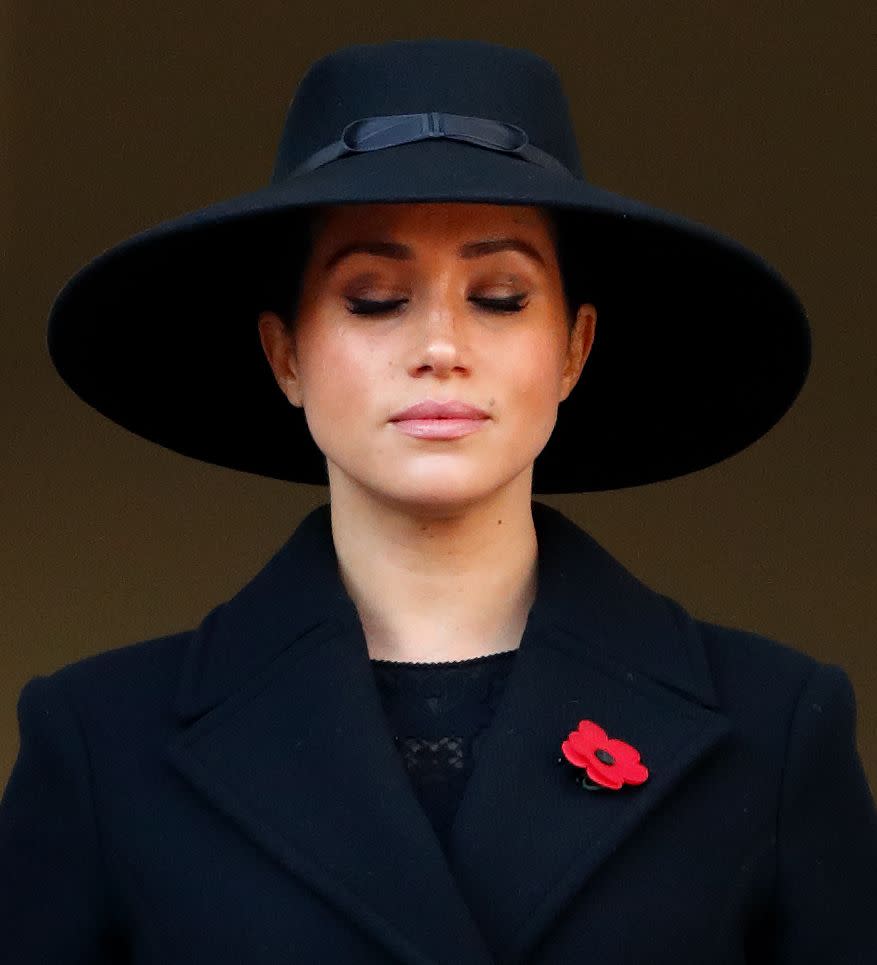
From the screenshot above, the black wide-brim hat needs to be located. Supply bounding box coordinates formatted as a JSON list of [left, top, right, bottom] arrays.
[[46, 38, 810, 493]]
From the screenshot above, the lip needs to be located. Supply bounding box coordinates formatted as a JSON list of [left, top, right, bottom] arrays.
[[389, 399, 490, 441], [389, 399, 490, 421], [391, 418, 487, 440]]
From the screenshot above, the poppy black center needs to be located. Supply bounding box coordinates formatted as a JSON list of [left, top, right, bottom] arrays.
[[594, 748, 615, 766]]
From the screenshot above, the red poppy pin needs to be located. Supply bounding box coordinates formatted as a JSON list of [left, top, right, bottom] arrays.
[[559, 719, 649, 791]]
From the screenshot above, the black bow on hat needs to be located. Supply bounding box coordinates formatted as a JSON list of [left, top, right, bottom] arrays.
[[46, 38, 810, 492]]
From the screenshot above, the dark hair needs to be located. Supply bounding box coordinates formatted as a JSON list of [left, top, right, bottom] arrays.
[[259, 205, 586, 332]]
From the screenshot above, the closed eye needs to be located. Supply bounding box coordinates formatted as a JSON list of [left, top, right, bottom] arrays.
[[346, 295, 529, 316]]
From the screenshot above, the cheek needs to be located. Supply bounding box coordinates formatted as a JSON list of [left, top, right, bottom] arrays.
[[297, 326, 385, 419], [503, 330, 568, 416]]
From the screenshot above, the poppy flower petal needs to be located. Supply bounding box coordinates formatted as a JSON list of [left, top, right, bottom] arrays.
[[566, 730, 595, 758], [561, 738, 590, 768], [606, 738, 642, 765], [576, 720, 609, 745], [585, 761, 624, 789], [620, 760, 649, 784]]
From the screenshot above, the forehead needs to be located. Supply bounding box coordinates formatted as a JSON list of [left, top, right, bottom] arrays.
[[310, 202, 554, 246]]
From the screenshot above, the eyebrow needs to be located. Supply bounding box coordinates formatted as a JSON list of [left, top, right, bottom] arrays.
[[322, 237, 547, 272]]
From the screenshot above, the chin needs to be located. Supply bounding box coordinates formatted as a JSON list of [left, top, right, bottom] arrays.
[[331, 458, 535, 515]]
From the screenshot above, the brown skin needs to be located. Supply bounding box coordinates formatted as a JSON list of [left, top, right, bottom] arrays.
[[259, 202, 596, 662]]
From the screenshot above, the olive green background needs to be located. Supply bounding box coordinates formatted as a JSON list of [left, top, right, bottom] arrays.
[[2, 2, 874, 791]]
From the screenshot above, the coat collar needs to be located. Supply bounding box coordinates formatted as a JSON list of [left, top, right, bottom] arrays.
[[175, 500, 719, 721], [168, 501, 729, 965]]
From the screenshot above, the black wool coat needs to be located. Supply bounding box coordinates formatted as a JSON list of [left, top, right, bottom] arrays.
[[2, 501, 876, 964]]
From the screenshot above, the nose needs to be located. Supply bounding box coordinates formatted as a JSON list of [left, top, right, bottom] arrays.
[[408, 298, 470, 379]]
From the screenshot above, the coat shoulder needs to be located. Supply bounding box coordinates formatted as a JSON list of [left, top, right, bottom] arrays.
[[667, 595, 850, 710], [31, 627, 195, 718]]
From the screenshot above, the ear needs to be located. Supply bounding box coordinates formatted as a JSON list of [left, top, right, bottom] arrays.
[[257, 311, 304, 408], [559, 303, 597, 402]]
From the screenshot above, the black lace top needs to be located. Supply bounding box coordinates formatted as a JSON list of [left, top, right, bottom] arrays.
[[370, 648, 518, 863]]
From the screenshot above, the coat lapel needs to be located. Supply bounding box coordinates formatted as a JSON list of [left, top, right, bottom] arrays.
[[446, 504, 731, 963], [167, 504, 495, 965], [167, 501, 730, 965]]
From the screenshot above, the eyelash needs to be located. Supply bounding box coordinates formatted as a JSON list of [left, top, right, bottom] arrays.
[[346, 295, 528, 316]]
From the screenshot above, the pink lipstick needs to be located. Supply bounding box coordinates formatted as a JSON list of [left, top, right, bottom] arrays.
[[389, 399, 490, 440]]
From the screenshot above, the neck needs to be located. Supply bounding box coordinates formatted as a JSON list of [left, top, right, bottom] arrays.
[[327, 476, 539, 663]]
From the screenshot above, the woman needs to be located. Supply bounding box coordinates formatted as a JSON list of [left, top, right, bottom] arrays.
[[2, 38, 875, 964]]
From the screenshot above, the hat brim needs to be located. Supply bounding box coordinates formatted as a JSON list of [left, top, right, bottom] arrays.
[[47, 138, 810, 492]]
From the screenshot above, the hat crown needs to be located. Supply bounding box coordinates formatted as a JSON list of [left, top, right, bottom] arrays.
[[271, 39, 584, 184]]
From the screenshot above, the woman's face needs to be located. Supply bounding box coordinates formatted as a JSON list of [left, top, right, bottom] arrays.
[[258, 202, 596, 513]]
